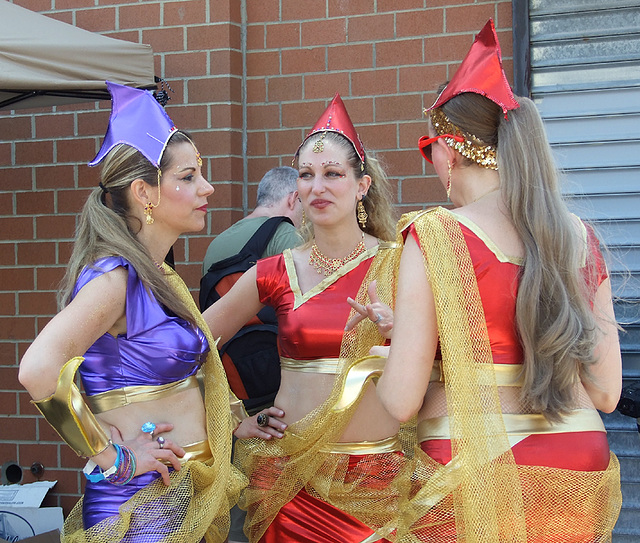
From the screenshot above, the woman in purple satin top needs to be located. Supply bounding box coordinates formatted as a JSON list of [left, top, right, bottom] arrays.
[[18, 83, 247, 543]]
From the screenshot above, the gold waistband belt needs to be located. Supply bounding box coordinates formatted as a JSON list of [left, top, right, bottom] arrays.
[[280, 357, 344, 374], [162, 439, 212, 466], [87, 375, 200, 413], [323, 435, 402, 455], [430, 361, 524, 386], [417, 408, 605, 442]]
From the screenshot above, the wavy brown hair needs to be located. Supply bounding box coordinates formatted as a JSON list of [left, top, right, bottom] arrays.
[[440, 92, 602, 422]]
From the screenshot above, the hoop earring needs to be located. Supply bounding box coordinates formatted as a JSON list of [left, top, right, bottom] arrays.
[[357, 198, 368, 228], [446, 161, 452, 200]]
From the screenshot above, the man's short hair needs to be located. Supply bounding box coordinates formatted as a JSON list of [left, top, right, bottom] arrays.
[[256, 166, 299, 207]]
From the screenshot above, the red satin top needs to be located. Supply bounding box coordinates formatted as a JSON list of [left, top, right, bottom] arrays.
[[256, 249, 375, 360], [409, 216, 607, 365]]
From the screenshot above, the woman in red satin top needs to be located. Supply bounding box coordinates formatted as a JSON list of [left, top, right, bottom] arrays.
[[203, 95, 402, 542], [375, 20, 622, 543]]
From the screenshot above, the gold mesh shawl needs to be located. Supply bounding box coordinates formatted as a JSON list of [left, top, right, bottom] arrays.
[[233, 242, 406, 542], [62, 266, 246, 543], [393, 207, 621, 542]]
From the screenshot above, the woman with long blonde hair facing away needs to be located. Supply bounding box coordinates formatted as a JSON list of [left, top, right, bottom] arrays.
[[376, 20, 622, 543]]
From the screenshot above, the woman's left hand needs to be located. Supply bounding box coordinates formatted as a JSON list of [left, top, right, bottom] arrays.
[[233, 406, 287, 440], [345, 281, 393, 338]]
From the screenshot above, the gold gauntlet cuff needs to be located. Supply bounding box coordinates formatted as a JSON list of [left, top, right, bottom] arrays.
[[32, 356, 111, 458]]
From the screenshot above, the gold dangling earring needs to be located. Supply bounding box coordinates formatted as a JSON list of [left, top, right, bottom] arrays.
[[144, 202, 155, 224], [301, 208, 307, 227], [357, 198, 368, 228], [446, 161, 452, 200]]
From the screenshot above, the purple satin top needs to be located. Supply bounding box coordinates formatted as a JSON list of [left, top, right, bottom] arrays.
[[73, 256, 209, 396]]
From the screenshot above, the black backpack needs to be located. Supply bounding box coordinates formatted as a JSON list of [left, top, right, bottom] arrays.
[[199, 216, 293, 414]]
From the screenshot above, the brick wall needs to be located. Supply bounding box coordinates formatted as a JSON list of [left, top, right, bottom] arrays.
[[0, 0, 512, 512]]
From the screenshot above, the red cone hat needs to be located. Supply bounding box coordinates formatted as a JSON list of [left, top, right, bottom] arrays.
[[295, 93, 366, 164], [427, 19, 519, 115]]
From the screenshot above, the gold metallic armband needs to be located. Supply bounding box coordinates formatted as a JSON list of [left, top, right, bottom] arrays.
[[32, 356, 111, 458]]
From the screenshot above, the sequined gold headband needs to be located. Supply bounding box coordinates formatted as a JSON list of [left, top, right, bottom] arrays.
[[428, 108, 498, 170]]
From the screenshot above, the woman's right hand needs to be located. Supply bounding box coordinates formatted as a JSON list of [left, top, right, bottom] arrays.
[[110, 423, 185, 486], [233, 407, 287, 440]]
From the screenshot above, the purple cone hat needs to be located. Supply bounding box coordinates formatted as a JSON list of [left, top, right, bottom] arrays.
[[89, 81, 177, 168]]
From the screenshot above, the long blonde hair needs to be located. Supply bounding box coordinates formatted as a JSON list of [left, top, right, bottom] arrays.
[[293, 131, 396, 243], [441, 93, 601, 422], [59, 131, 197, 326]]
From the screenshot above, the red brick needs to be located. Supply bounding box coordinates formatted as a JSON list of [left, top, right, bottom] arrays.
[[247, 158, 281, 185], [0, 390, 17, 415], [0, 317, 35, 342], [399, 120, 429, 149], [168, 105, 210, 131], [352, 68, 397, 96], [164, 0, 206, 25], [16, 191, 55, 216], [497, 2, 514, 30], [36, 266, 66, 291], [0, 116, 32, 140], [15, 141, 53, 166], [396, 9, 445, 38], [0, 144, 11, 167], [246, 104, 281, 131], [247, 132, 267, 156], [0, 217, 34, 241], [77, 110, 110, 138], [328, 43, 373, 71], [209, 103, 243, 129], [143, 26, 185, 53], [267, 76, 304, 102], [247, 24, 266, 50], [188, 23, 241, 51], [189, 236, 214, 263], [19, 443, 59, 472], [246, 78, 267, 103], [192, 76, 241, 103], [3, 414, 36, 440], [210, 49, 243, 76], [18, 290, 57, 317], [282, 47, 327, 74], [266, 22, 300, 49], [0, 192, 14, 215], [57, 188, 91, 214], [208, 157, 243, 182], [376, 94, 423, 123], [0, 342, 17, 363], [35, 215, 76, 240], [76, 7, 116, 33], [341, 96, 373, 123], [35, 115, 74, 140], [210, 0, 242, 23], [378, 0, 425, 11], [267, 129, 304, 157], [56, 138, 96, 165], [34, 165, 77, 190], [399, 64, 448, 93], [0, 442, 17, 464], [380, 148, 423, 176], [0, 243, 15, 266], [0, 296, 16, 316], [446, 4, 497, 34], [358, 123, 397, 153], [246, 0, 280, 24], [282, 99, 326, 129], [348, 13, 394, 42], [328, 0, 375, 17], [0, 267, 35, 292], [164, 51, 208, 78], [400, 174, 445, 204], [281, 0, 327, 21], [303, 72, 350, 100], [424, 33, 473, 65], [301, 18, 347, 47], [119, 3, 161, 29], [377, 38, 423, 67], [247, 51, 281, 77]]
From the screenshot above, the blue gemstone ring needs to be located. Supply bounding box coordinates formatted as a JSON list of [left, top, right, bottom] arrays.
[[141, 422, 156, 438]]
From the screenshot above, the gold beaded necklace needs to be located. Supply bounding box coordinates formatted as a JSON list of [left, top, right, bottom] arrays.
[[309, 233, 366, 276]]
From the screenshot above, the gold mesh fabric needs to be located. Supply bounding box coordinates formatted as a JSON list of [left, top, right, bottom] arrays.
[[62, 267, 245, 543], [394, 207, 621, 542], [233, 243, 406, 542]]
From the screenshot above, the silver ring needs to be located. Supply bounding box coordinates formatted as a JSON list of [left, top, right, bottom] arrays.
[[373, 313, 382, 324], [256, 413, 270, 427], [157, 436, 165, 449]]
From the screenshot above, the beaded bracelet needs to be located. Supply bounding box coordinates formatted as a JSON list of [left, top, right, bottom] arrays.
[[106, 444, 137, 485], [83, 441, 120, 483]]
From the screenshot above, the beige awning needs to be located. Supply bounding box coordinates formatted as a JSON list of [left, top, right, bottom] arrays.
[[0, 0, 155, 110]]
